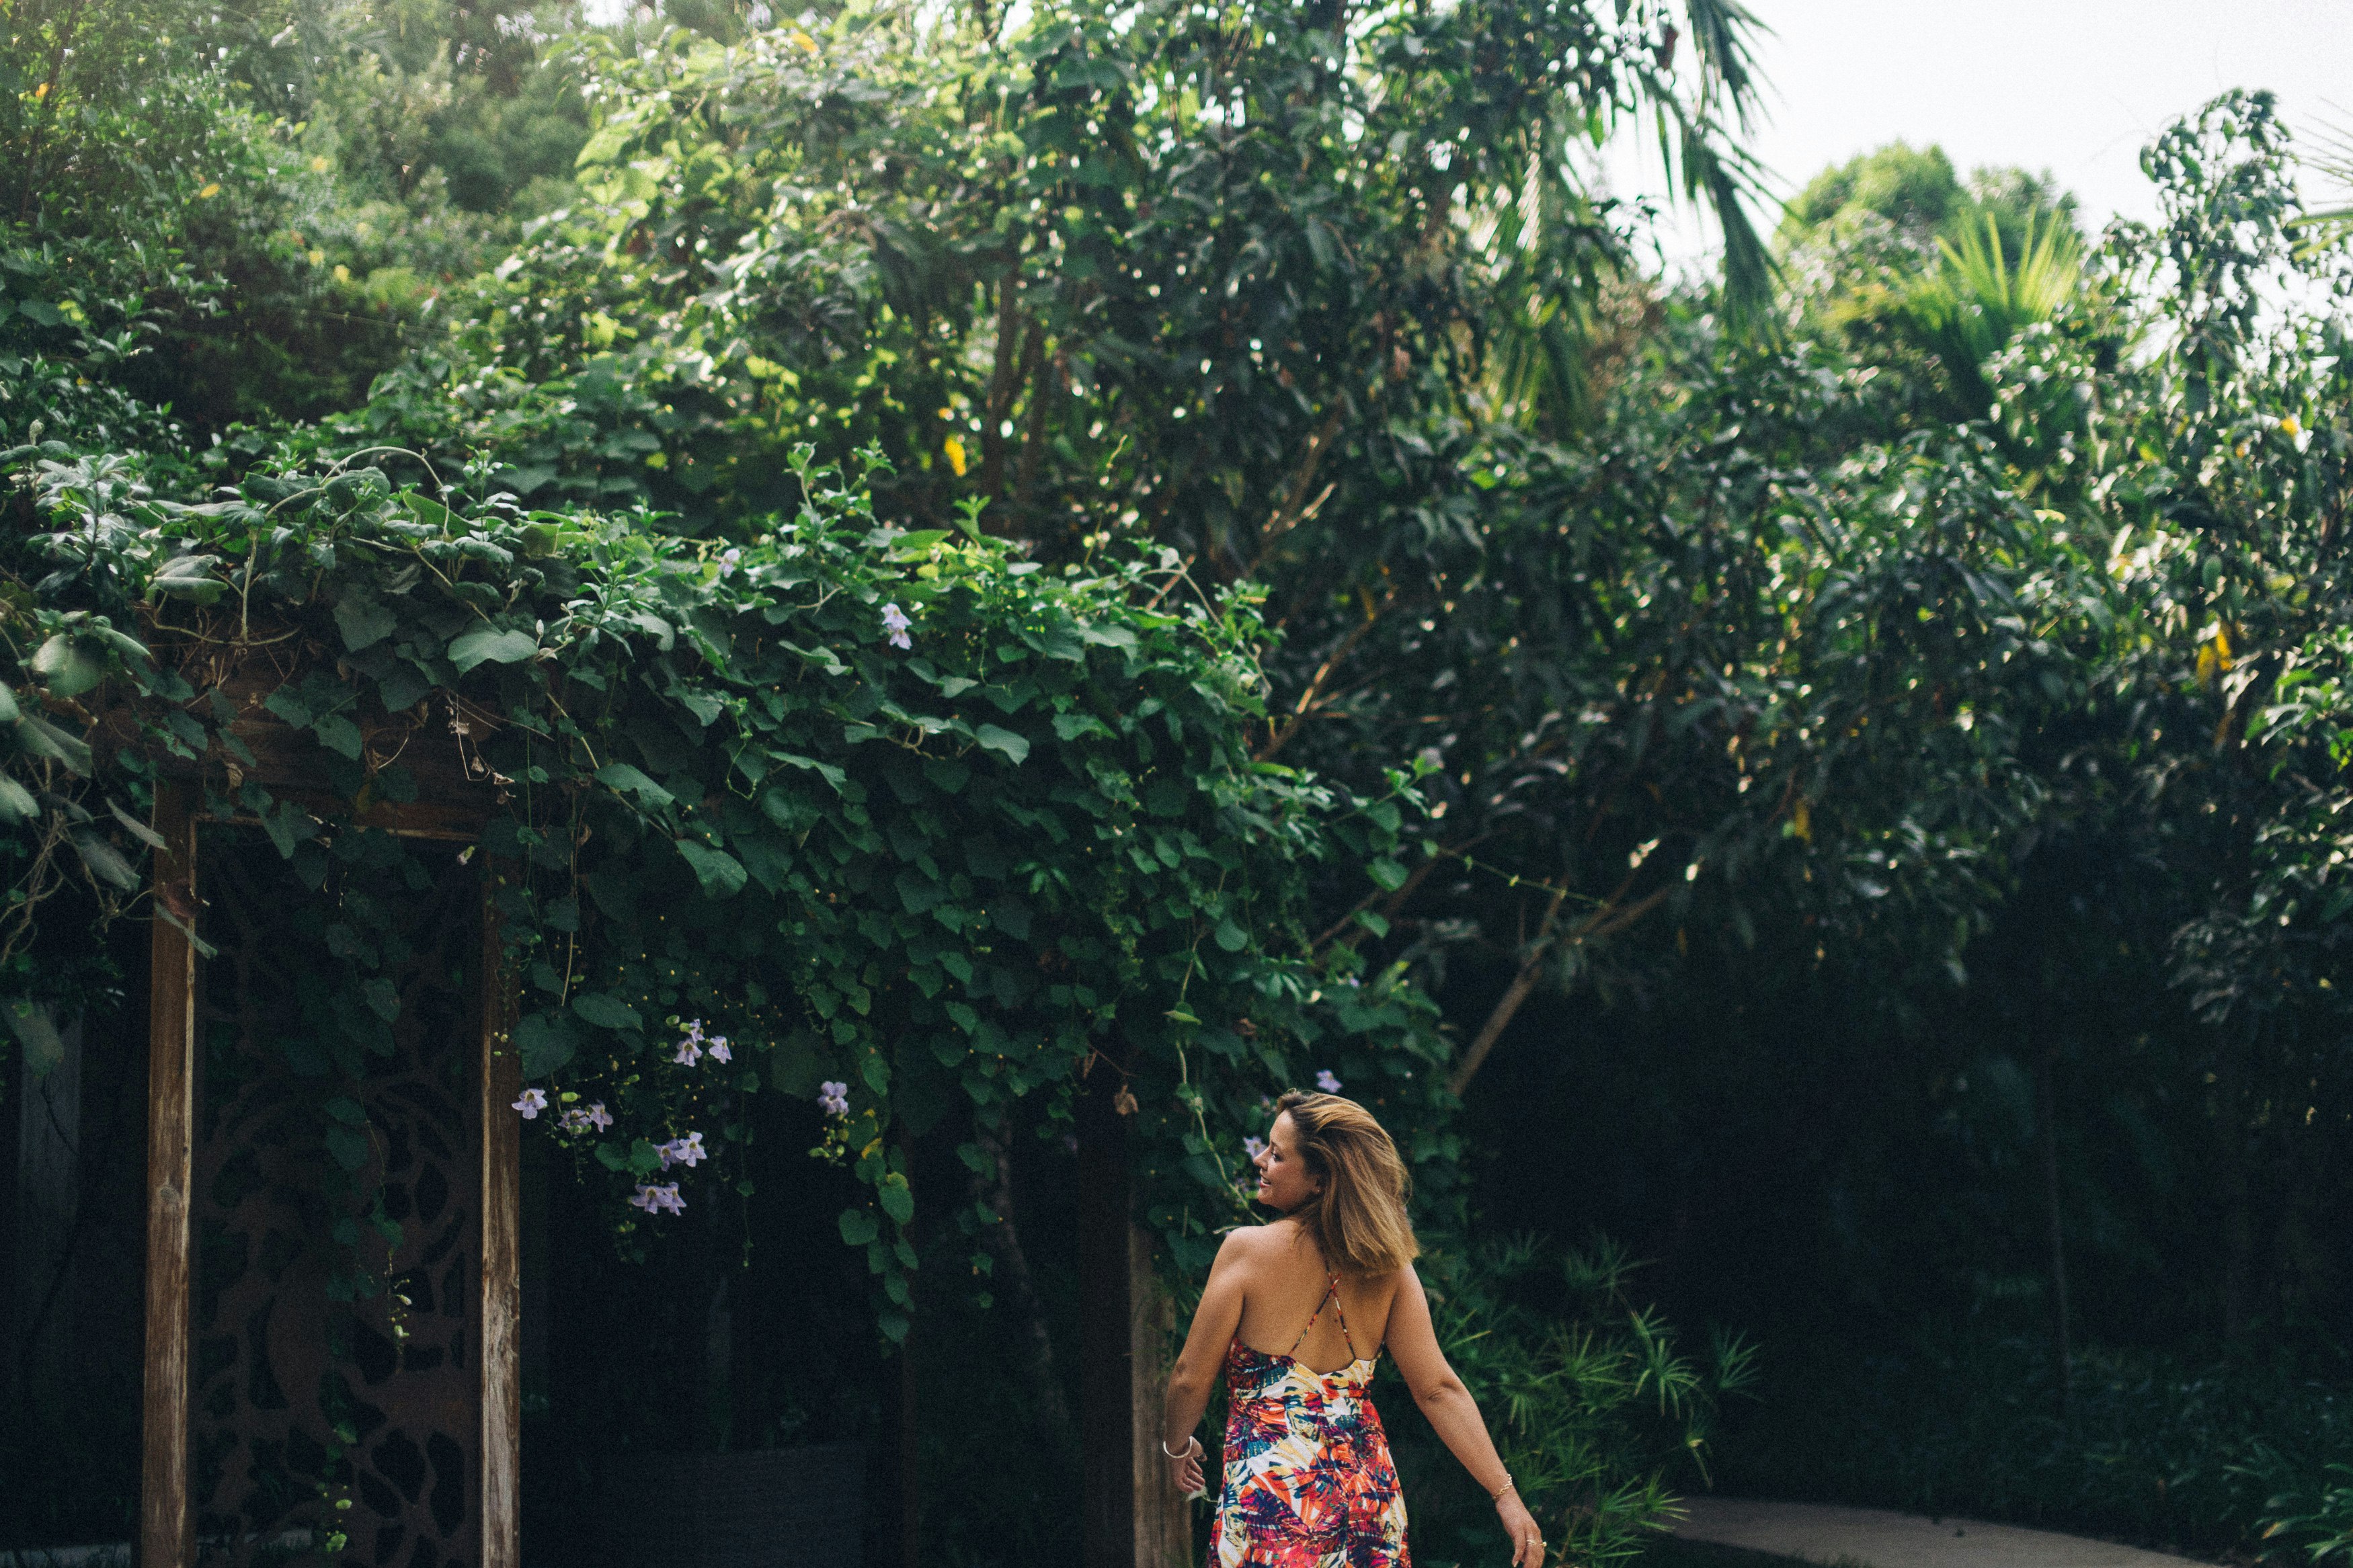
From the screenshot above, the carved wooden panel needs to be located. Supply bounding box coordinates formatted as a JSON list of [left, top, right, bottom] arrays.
[[190, 828, 484, 1568]]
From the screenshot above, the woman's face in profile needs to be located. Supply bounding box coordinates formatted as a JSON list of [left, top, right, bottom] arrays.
[[1254, 1111, 1318, 1212]]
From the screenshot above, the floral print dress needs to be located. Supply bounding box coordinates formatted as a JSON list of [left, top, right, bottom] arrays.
[[1212, 1276, 1410, 1568]]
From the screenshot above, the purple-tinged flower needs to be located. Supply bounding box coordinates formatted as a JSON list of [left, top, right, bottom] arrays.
[[560, 1106, 592, 1132], [1243, 1135, 1267, 1161], [707, 1036, 732, 1064], [631, 1182, 687, 1216], [1314, 1069, 1342, 1094], [660, 1131, 707, 1169], [586, 1101, 612, 1131], [674, 1036, 703, 1066], [818, 1079, 850, 1116], [512, 1087, 548, 1120], [717, 547, 742, 578], [881, 603, 912, 650]]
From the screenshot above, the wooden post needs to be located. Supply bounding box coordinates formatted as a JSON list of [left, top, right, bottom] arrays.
[[139, 781, 196, 1568], [479, 888, 522, 1568], [1076, 1057, 1135, 1568], [1128, 1223, 1194, 1568]]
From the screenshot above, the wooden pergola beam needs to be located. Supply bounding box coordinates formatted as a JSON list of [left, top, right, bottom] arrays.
[[139, 780, 196, 1568]]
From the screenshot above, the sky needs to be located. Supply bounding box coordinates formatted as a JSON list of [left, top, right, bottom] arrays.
[[1613, 0, 2353, 267]]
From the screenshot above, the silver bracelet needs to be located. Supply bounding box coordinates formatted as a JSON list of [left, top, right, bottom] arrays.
[[1161, 1435, 1201, 1460]]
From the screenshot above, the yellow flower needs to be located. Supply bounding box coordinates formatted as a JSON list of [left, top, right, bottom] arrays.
[[2281, 415, 2301, 436], [310, 155, 332, 173], [196, 182, 221, 199], [333, 263, 351, 283], [943, 436, 967, 477], [790, 28, 819, 52], [32, 81, 48, 101]]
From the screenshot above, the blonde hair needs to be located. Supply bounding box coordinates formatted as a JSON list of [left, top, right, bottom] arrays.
[[1274, 1091, 1419, 1276]]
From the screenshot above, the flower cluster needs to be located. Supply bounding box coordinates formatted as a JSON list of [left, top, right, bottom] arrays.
[[630, 1182, 686, 1216], [881, 603, 912, 650], [673, 1019, 731, 1065], [818, 1079, 850, 1116], [658, 1130, 707, 1169], [559, 1100, 613, 1133]]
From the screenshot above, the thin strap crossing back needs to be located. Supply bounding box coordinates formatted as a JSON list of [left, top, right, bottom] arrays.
[[1285, 1272, 1361, 1364]]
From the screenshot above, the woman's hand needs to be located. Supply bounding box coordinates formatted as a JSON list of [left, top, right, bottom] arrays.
[[1164, 1436, 1207, 1499], [1497, 1488, 1544, 1567]]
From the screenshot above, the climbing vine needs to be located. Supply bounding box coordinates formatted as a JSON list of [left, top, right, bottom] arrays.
[[1, 436, 1452, 1335]]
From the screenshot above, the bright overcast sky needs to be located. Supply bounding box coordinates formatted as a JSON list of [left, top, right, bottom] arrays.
[[1613, 0, 2353, 269]]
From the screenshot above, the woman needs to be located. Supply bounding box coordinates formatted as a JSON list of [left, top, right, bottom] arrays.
[[1161, 1091, 1545, 1568]]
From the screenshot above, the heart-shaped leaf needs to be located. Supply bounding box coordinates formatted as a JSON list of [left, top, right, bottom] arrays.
[[448, 626, 539, 673], [31, 634, 104, 700]]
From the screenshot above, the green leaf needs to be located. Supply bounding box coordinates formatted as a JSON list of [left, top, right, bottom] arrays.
[[313, 713, 363, 759], [362, 977, 401, 1022], [1215, 916, 1248, 952], [2, 996, 64, 1077], [31, 634, 103, 699], [14, 714, 92, 774], [0, 774, 36, 824], [333, 593, 398, 652], [975, 724, 1029, 764], [676, 839, 748, 899], [595, 763, 675, 809], [1367, 858, 1408, 891], [838, 1207, 880, 1246], [325, 1126, 371, 1172], [323, 1096, 369, 1126], [0, 684, 17, 723], [571, 991, 642, 1032], [108, 798, 166, 850], [448, 626, 539, 673], [518, 522, 563, 559], [69, 829, 139, 890], [516, 1012, 580, 1077], [877, 1175, 915, 1225]]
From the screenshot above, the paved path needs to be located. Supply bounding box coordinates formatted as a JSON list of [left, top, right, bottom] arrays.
[[1675, 1498, 2209, 1568]]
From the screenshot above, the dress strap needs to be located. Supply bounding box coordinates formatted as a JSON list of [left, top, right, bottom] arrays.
[[1286, 1274, 1360, 1361], [1325, 1274, 1361, 1361]]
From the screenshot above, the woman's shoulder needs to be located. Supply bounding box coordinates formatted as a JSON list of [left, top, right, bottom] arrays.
[[1213, 1220, 1302, 1266]]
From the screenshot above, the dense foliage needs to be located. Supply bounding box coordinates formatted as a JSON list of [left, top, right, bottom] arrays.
[[14, 0, 2353, 1558]]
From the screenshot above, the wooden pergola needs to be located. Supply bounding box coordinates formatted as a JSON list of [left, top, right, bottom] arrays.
[[132, 681, 519, 1568], [124, 680, 1191, 1567]]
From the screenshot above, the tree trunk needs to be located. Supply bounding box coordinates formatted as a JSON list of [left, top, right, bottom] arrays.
[[2033, 1046, 2072, 1418]]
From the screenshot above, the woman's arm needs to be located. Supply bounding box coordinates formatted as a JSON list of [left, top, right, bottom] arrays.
[[1159, 1229, 1253, 1495], [1386, 1264, 1546, 1568]]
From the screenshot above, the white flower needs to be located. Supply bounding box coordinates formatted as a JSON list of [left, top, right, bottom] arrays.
[[881, 603, 912, 650], [708, 1036, 732, 1063]]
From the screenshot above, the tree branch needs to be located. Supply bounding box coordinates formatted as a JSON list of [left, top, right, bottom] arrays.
[[1445, 882, 1670, 1098]]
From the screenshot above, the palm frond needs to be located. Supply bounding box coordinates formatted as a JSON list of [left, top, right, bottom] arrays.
[[1678, 0, 1768, 129]]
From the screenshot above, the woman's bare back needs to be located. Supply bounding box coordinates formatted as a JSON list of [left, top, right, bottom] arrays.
[[1228, 1218, 1401, 1372]]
